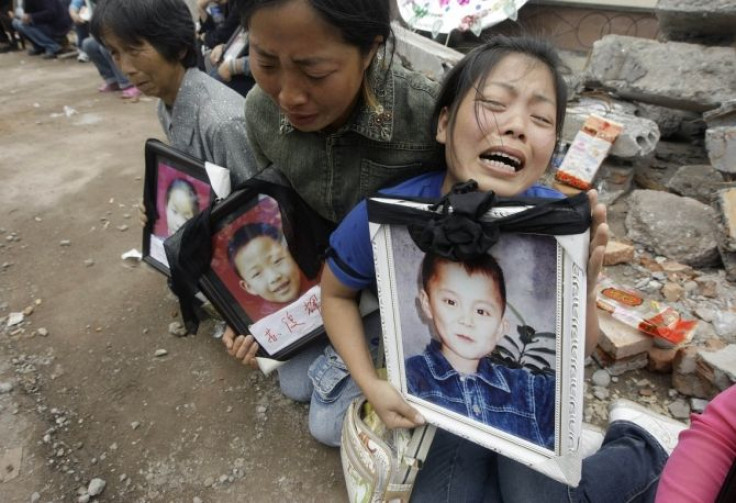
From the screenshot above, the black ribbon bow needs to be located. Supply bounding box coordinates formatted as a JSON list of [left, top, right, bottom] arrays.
[[367, 180, 591, 261]]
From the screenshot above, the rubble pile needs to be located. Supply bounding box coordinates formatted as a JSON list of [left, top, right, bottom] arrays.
[[559, 0, 736, 418]]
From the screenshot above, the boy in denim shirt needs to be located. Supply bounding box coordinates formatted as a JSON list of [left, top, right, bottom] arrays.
[[406, 252, 554, 449]]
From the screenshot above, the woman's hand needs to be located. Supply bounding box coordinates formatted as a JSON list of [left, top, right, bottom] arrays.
[[363, 379, 425, 429], [137, 198, 148, 227], [586, 189, 608, 295], [222, 326, 259, 369], [209, 44, 224, 65], [217, 59, 233, 82]]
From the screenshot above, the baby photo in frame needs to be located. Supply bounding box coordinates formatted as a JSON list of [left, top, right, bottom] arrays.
[[142, 139, 214, 275], [370, 198, 589, 486], [199, 186, 329, 360]]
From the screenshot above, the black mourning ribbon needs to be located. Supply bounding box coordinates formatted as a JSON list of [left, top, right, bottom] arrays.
[[367, 180, 591, 261]]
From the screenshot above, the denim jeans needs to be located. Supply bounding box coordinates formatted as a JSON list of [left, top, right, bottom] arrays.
[[307, 310, 382, 447], [12, 19, 61, 54], [73, 23, 89, 50], [81, 37, 131, 88], [411, 422, 668, 503]]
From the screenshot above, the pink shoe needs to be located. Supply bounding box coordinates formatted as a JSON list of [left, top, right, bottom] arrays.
[[121, 86, 142, 100], [98, 82, 120, 92]]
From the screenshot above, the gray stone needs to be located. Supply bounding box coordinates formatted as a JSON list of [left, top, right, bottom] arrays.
[[667, 399, 691, 420], [690, 398, 710, 413], [704, 100, 736, 129], [563, 98, 660, 158], [625, 190, 720, 267], [168, 321, 187, 337], [657, 0, 736, 45], [706, 126, 736, 174], [593, 387, 610, 401], [87, 478, 106, 496], [634, 102, 704, 140], [585, 35, 736, 112], [31, 492, 41, 503], [596, 161, 635, 206], [712, 312, 736, 342], [699, 345, 736, 389], [0, 381, 13, 394], [591, 369, 611, 388], [393, 23, 462, 81], [154, 349, 168, 357], [666, 165, 727, 204]]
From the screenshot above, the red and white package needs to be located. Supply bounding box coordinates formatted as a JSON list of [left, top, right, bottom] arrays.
[[555, 114, 623, 191], [595, 276, 696, 346]]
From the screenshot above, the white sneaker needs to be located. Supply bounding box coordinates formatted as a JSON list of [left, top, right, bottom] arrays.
[[608, 399, 687, 455], [77, 50, 89, 62], [579, 423, 605, 458]]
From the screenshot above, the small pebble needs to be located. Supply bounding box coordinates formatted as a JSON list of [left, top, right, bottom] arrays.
[[87, 478, 106, 496], [690, 398, 709, 413], [168, 322, 187, 337], [668, 399, 691, 420], [117, 224, 129, 232], [0, 381, 13, 394], [131, 421, 140, 430], [591, 369, 611, 388], [84, 259, 95, 267], [60, 240, 71, 247], [154, 349, 168, 357], [37, 328, 49, 337], [31, 492, 41, 503]]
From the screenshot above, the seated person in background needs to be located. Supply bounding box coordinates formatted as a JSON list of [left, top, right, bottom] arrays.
[[68, 0, 91, 62], [10, 0, 72, 59], [91, 0, 256, 184], [407, 252, 555, 449], [82, 35, 141, 98], [197, 0, 239, 56], [0, 0, 22, 52]]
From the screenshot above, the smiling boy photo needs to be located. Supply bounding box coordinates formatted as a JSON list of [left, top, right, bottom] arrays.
[[406, 251, 556, 449]]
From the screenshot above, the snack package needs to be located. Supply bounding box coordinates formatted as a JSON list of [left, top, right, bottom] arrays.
[[555, 114, 623, 191], [595, 276, 696, 346]]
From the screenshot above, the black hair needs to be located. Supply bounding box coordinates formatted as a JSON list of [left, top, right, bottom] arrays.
[[227, 222, 285, 279], [421, 252, 507, 313], [234, 0, 393, 107], [165, 178, 200, 214], [432, 35, 568, 156], [91, 0, 197, 68]]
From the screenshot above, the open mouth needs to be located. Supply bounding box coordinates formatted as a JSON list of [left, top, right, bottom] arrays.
[[479, 149, 524, 173]]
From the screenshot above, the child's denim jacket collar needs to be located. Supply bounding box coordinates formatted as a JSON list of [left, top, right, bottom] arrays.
[[422, 339, 511, 393], [277, 62, 395, 143]]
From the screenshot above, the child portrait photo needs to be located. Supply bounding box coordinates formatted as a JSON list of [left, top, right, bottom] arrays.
[[389, 226, 559, 451], [142, 139, 213, 275], [203, 193, 325, 358]]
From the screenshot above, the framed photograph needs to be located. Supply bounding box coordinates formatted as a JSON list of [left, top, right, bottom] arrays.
[[222, 26, 247, 62], [142, 139, 214, 276], [199, 187, 327, 360], [370, 198, 589, 486]]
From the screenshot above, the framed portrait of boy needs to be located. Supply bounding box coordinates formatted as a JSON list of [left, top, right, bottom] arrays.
[[142, 139, 214, 276], [370, 197, 589, 486], [199, 184, 331, 360]]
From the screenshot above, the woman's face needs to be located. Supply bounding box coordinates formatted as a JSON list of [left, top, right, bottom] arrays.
[[248, 0, 378, 132], [438, 54, 558, 197], [103, 31, 186, 106], [234, 235, 301, 303]]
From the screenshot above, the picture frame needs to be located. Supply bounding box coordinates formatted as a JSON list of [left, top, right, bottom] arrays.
[[222, 26, 247, 62], [370, 197, 589, 486], [142, 139, 214, 276], [199, 184, 330, 360]]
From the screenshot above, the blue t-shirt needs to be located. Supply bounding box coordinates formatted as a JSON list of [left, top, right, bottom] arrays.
[[327, 171, 564, 291], [406, 340, 556, 449]]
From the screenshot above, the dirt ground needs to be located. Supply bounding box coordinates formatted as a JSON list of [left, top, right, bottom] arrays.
[[0, 52, 344, 502]]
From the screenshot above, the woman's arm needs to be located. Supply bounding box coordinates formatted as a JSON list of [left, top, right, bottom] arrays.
[[321, 267, 424, 429]]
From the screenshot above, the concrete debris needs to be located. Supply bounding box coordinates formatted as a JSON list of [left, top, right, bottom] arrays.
[[595, 160, 635, 205], [706, 127, 736, 175], [585, 35, 736, 112], [634, 102, 704, 140], [656, 0, 736, 45], [168, 321, 188, 337], [665, 165, 727, 205], [625, 190, 720, 267]]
